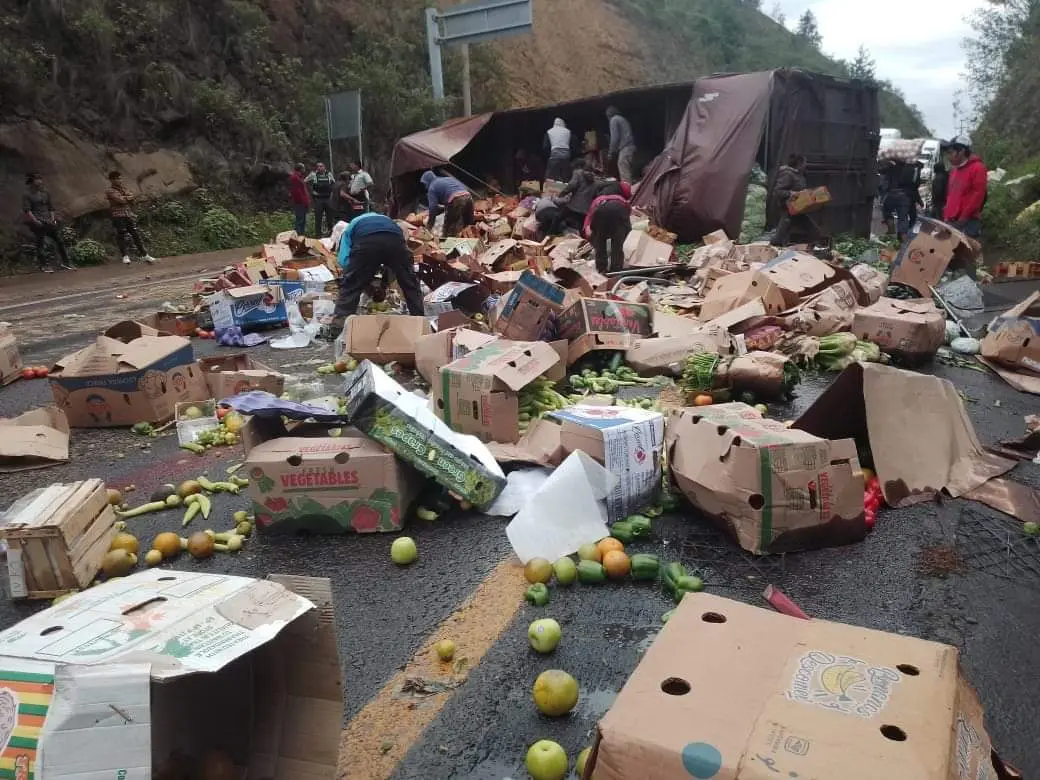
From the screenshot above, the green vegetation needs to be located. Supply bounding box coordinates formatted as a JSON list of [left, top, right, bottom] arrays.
[[610, 0, 929, 135], [963, 1, 1040, 259]]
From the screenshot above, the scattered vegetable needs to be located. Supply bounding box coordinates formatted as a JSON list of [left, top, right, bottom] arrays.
[[528, 618, 562, 653], [532, 670, 579, 717], [1023, 522, 1040, 537], [524, 583, 550, 606], [101, 549, 137, 577], [552, 557, 577, 586], [434, 639, 456, 661], [524, 558, 553, 584], [576, 560, 607, 584], [187, 532, 215, 559], [390, 536, 418, 565], [106, 488, 123, 506], [153, 532, 182, 559], [602, 550, 631, 579], [576, 543, 601, 562], [116, 501, 168, 519], [630, 553, 661, 581], [110, 532, 140, 555], [144, 549, 163, 566]]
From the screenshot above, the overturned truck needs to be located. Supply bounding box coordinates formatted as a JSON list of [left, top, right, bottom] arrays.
[[391, 68, 880, 243]]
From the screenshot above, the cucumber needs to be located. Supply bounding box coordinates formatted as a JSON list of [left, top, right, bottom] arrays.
[[630, 554, 661, 581]]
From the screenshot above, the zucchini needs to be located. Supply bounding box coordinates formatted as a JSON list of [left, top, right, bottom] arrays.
[[630, 554, 661, 581], [577, 560, 607, 585]]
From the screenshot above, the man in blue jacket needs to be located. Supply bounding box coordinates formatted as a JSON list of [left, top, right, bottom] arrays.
[[331, 213, 425, 332], [420, 170, 475, 236]]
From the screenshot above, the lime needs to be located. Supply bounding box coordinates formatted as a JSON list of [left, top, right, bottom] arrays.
[[391, 537, 418, 565]]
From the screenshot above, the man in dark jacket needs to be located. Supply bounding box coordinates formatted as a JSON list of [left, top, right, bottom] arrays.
[[931, 161, 949, 219], [306, 162, 336, 237], [289, 163, 310, 235], [555, 159, 600, 230], [23, 174, 73, 273], [770, 154, 817, 247], [420, 170, 474, 237], [585, 181, 632, 273]]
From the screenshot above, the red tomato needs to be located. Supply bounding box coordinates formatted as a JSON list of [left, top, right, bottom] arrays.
[[865, 509, 877, 529], [864, 493, 881, 512], [34, 367, 49, 378], [216, 407, 229, 420], [21, 368, 36, 380]]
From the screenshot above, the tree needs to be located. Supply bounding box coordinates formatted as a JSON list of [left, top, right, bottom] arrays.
[[963, 0, 1040, 121], [769, 3, 786, 26], [796, 9, 821, 48], [846, 45, 877, 82]]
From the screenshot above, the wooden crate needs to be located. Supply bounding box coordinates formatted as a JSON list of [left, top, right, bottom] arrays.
[[1, 479, 116, 599]]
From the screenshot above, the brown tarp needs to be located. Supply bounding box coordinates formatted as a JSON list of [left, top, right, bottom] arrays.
[[631, 71, 773, 242], [390, 114, 494, 178]]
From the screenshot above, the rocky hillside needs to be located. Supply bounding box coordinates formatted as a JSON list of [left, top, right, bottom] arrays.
[[0, 0, 927, 264]]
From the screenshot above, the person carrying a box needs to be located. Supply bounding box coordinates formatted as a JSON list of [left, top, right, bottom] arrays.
[[330, 213, 424, 331], [585, 180, 632, 274], [420, 170, 475, 237], [769, 154, 818, 247]]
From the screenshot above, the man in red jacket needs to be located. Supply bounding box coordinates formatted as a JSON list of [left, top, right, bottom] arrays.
[[943, 135, 987, 240]]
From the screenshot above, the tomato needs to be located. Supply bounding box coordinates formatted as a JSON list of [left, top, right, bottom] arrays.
[[864, 493, 880, 512], [864, 509, 877, 529], [216, 407, 229, 420], [34, 367, 49, 378], [21, 368, 36, 380]]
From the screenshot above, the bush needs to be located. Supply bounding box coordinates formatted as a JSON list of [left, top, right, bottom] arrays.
[[199, 207, 244, 250], [70, 239, 108, 266]]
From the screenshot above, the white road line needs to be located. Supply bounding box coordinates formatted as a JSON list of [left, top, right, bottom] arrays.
[[0, 272, 205, 314]]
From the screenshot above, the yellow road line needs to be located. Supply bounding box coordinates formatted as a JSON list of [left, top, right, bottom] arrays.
[[337, 556, 525, 779]]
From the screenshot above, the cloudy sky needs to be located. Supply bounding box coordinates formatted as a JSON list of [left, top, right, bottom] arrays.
[[772, 0, 986, 138]]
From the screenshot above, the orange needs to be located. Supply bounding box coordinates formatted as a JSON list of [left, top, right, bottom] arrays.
[[602, 550, 631, 579], [597, 537, 625, 558], [693, 394, 714, 406]]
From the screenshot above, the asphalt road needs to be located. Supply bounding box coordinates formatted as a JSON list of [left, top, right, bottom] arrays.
[[1, 260, 1039, 779]]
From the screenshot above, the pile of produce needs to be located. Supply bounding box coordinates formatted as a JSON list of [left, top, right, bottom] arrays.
[[775, 333, 883, 372], [518, 376, 574, 433], [681, 351, 800, 400]]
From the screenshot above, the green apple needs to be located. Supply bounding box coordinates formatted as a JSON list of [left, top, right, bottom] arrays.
[[525, 740, 568, 780], [575, 747, 591, 778], [390, 536, 418, 565], [552, 557, 577, 586], [528, 618, 562, 654]]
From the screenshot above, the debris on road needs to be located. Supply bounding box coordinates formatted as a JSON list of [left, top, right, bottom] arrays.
[[589, 593, 1010, 779], [979, 290, 1040, 394], [0, 406, 69, 471]]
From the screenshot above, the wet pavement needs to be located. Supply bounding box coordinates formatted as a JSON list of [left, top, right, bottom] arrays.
[[0, 264, 1039, 778]]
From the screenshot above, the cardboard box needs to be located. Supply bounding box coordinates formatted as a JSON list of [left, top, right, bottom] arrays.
[[140, 311, 198, 337], [199, 353, 285, 399], [558, 298, 654, 364], [414, 327, 497, 385], [980, 291, 1040, 390], [794, 362, 1014, 508], [0, 569, 341, 777], [759, 251, 851, 301], [782, 279, 861, 337], [787, 185, 831, 214], [342, 314, 431, 366], [589, 592, 1007, 780], [494, 270, 568, 341], [889, 217, 980, 297], [343, 360, 507, 509], [0, 479, 114, 599], [423, 281, 489, 316], [625, 327, 733, 375], [853, 297, 945, 361], [206, 283, 289, 330], [433, 340, 561, 443], [552, 264, 611, 297], [623, 231, 675, 268], [849, 262, 887, 304], [545, 405, 664, 522], [243, 419, 421, 534], [667, 403, 865, 555], [698, 270, 790, 321], [0, 324, 23, 385], [0, 407, 70, 472], [49, 330, 209, 428]]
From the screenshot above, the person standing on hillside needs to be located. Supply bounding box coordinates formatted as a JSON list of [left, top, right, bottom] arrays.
[[289, 163, 310, 235], [106, 171, 157, 265], [331, 213, 424, 332], [544, 118, 573, 182], [420, 170, 475, 237], [585, 180, 632, 274], [606, 106, 636, 184], [23, 174, 73, 273], [769, 154, 818, 247], [943, 135, 988, 240], [306, 162, 336, 237]]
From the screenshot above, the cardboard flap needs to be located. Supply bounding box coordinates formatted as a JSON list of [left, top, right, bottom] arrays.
[[446, 340, 560, 391], [981, 292, 1040, 372], [759, 251, 849, 301], [794, 363, 1014, 506], [345, 315, 431, 363], [117, 335, 192, 369], [103, 320, 161, 342], [226, 284, 273, 299], [889, 218, 979, 296], [0, 406, 70, 472]]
